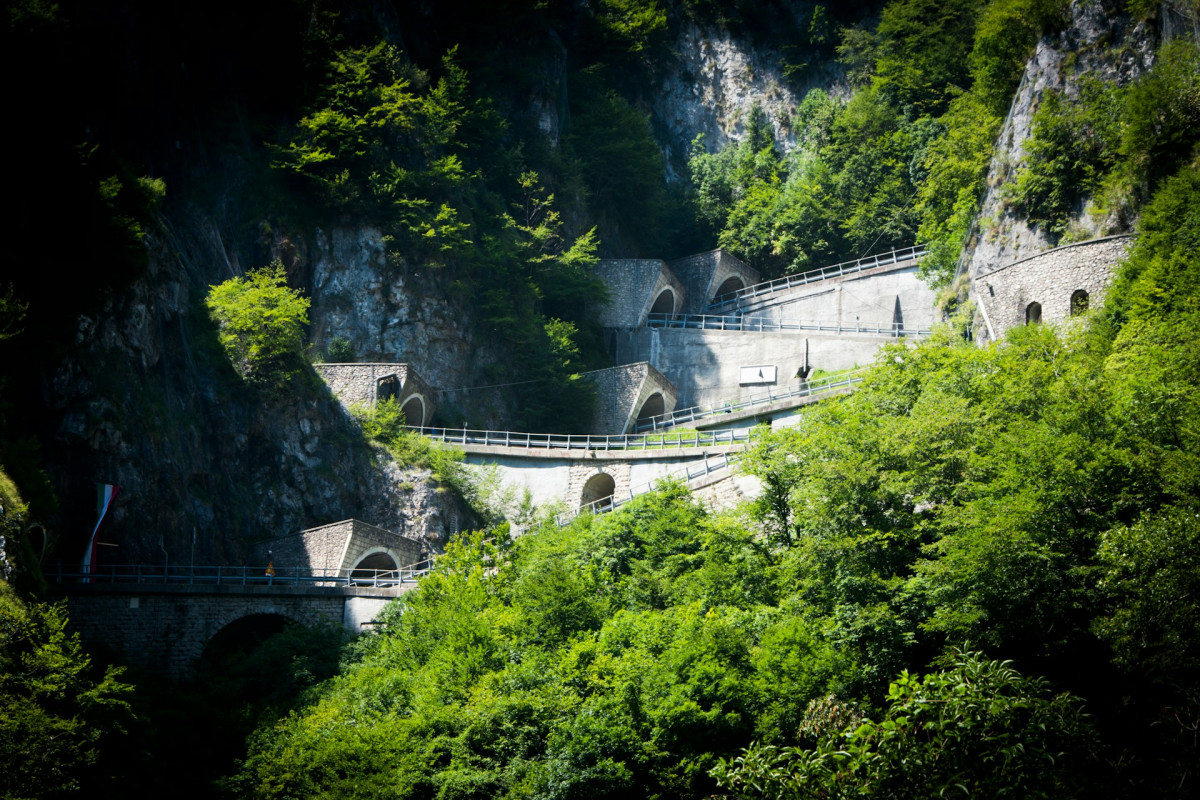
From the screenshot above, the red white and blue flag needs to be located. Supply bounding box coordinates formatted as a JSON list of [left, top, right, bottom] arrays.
[[82, 483, 120, 574]]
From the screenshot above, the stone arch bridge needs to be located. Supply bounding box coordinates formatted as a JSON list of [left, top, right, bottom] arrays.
[[57, 580, 410, 679]]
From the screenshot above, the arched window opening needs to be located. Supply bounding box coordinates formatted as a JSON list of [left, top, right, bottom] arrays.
[[713, 276, 745, 299], [401, 395, 425, 427], [1070, 290, 1089, 316], [1025, 302, 1042, 325], [351, 552, 399, 584], [636, 393, 665, 425], [650, 289, 676, 317], [376, 374, 400, 402], [581, 473, 616, 509]]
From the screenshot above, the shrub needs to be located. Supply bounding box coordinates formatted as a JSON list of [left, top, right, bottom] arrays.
[[205, 262, 310, 387]]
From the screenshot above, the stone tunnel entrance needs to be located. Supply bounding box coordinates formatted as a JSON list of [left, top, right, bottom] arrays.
[[635, 392, 665, 426], [198, 613, 296, 673], [401, 395, 426, 427], [650, 289, 676, 317], [581, 472, 616, 509], [351, 551, 399, 581], [377, 374, 400, 402], [713, 276, 745, 299]]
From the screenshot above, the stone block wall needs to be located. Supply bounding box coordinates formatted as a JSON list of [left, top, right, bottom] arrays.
[[668, 249, 760, 313], [594, 260, 687, 327], [567, 462, 632, 509], [585, 362, 679, 434], [973, 235, 1132, 341]]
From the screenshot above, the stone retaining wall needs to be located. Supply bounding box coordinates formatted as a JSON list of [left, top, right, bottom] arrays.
[[973, 235, 1132, 340]]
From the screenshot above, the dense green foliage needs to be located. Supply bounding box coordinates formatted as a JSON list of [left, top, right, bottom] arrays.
[[689, 0, 1075, 285], [205, 264, 311, 388], [229, 162, 1200, 798], [1011, 38, 1200, 237], [0, 586, 133, 800], [713, 652, 1095, 799]]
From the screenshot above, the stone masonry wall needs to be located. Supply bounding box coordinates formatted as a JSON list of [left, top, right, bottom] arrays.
[[313, 363, 436, 424], [585, 362, 679, 434], [973, 235, 1132, 341], [567, 462, 632, 509], [668, 249, 760, 314], [253, 519, 426, 574], [594, 260, 669, 328]]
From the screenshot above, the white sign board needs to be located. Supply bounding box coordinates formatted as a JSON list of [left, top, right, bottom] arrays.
[[739, 365, 777, 385]]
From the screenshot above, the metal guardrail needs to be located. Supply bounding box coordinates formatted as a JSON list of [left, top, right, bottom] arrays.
[[647, 313, 932, 337], [557, 451, 743, 526], [55, 559, 435, 589], [410, 425, 751, 450], [707, 245, 928, 314], [633, 375, 864, 432]]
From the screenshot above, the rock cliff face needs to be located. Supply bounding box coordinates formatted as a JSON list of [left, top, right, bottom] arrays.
[[299, 227, 505, 423], [963, 0, 1155, 277], [652, 18, 841, 178], [42, 214, 472, 569]]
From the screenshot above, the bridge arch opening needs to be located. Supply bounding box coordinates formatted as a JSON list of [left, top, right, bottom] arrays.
[[377, 374, 401, 403], [1025, 302, 1042, 325], [650, 288, 676, 317], [636, 392, 665, 425], [199, 613, 297, 672], [1070, 290, 1089, 316], [581, 472, 616, 509], [352, 550, 399, 583], [401, 394, 426, 427], [713, 276, 745, 299]]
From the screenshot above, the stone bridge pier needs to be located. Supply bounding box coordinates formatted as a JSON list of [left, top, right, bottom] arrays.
[[58, 582, 407, 679]]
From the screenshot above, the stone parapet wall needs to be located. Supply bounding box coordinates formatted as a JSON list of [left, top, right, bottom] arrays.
[[973, 235, 1132, 341]]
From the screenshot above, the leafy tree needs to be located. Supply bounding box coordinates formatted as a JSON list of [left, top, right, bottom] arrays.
[[0, 589, 133, 800], [205, 262, 310, 387], [713, 652, 1097, 799], [872, 0, 985, 116]]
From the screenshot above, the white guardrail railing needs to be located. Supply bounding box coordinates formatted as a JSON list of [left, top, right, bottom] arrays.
[[633, 374, 864, 432], [55, 558, 436, 588], [410, 426, 752, 450], [707, 245, 928, 314], [646, 313, 932, 337]]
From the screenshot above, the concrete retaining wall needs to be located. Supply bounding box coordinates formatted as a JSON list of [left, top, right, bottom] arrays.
[[973, 236, 1132, 340], [610, 327, 895, 408], [742, 263, 937, 330]]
